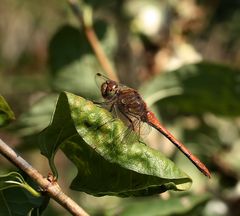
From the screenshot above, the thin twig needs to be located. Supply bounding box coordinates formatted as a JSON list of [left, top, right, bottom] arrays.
[[0, 138, 89, 216], [68, 0, 119, 82]]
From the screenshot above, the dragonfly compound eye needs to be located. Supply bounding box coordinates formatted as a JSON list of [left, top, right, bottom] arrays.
[[101, 83, 108, 98], [101, 81, 118, 99]]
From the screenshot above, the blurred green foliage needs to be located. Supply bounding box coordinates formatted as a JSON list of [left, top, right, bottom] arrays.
[[117, 194, 210, 216], [0, 0, 240, 215], [0, 95, 15, 127]]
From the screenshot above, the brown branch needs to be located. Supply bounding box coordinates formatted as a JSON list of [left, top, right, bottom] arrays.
[[0, 138, 90, 216], [68, 0, 119, 82]]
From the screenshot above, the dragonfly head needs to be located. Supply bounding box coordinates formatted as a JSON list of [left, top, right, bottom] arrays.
[[101, 80, 119, 100]]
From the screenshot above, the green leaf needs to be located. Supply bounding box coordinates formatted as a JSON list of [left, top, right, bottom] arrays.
[[48, 23, 116, 99], [49, 25, 90, 74], [118, 194, 210, 216], [39, 92, 192, 197], [50, 55, 101, 99], [12, 94, 57, 137], [0, 188, 44, 216], [141, 62, 240, 116], [0, 95, 15, 127], [49, 23, 108, 73], [0, 172, 45, 216], [0, 172, 40, 197]]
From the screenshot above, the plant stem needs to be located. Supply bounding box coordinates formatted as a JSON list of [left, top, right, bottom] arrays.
[[0, 138, 89, 216], [68, 0, 119, 82]]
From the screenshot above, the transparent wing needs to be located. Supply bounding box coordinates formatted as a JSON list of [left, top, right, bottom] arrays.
[[95, 72, 129, 92], [95, 73, 109, 90]]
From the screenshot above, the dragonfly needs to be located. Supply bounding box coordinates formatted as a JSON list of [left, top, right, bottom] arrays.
[[96, 73, 211, 178]]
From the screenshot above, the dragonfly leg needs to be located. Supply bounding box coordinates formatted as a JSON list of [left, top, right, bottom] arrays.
[[139, 140, 146, 146], [92, 100, 106, 109], [120, 110, 135, 131], [124, 112, 142, 136], [109, 103, 115, 112], [92, 100, 108, 106]]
